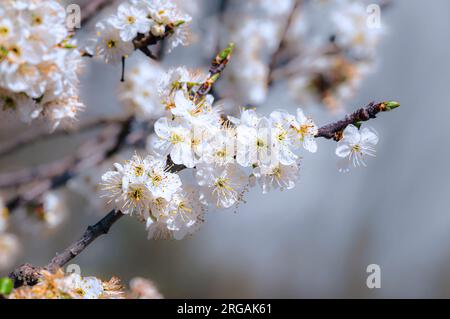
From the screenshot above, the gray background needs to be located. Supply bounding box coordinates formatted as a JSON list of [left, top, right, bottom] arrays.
[[2, 0, 450, 298]]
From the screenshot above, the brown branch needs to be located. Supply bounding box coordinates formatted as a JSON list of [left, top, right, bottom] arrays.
[[3, 116, 143, 212], [267, 0, 301, 86], [80, 0, 115, 28], [315, 101, 400, 141], [46, 209, 124, 272], [0, 116, 126, 158], [9, 210, 124, 287]]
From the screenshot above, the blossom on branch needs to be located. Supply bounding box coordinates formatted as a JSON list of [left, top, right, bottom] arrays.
[[0, 0, 84, 129]]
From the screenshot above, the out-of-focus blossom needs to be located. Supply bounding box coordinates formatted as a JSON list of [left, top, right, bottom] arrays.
[[127, 277, 163, 299], [0, 0, 84, 130]]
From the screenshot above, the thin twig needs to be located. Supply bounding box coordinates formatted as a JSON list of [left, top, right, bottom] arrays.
[[80, 0, 115, 28], [4, 117, 141, 211], [0, 116, 126, 158], [315, 101, 400, 141], [46, 209, 124, 272], [9, 209, 124, 287], [267, 0, 301, 86]]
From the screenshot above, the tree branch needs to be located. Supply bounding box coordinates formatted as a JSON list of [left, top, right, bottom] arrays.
[[315, 101, 400, 141], [46, 209, 124, 272], [3, 116, 144, 212], [9, 209, 124, 287], [0, 116, 126, 158], [267, 0, 301, 86], [80, 0, 115, 28]]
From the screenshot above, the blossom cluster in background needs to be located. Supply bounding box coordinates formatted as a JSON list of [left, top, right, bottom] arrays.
[[214, 0, 382, 110], [93, 0, 192, 64], [6, 269, 162, 299], [0, 0, 84, 130]]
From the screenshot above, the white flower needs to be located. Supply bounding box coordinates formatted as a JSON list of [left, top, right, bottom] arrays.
[[255, 162, 300, 194], [143, 156, 182, 201], [195, 163, 248, 208], [95, 21, 134, 65], [152, 117, 195, 168], [270, 110, 298, 165], [236, 116, 273, 167], [202, 125, 236, 166], [335, 124, 378, 172], [102, 155, 182, 217], [109, 2, 152, 42], [146, 188, 204, 240], [291, 108, 318, 153], [57, 273, 104, 299]]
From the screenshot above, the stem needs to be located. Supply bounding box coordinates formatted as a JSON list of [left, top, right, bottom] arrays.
[[80, 0, 115, 28], [315, 101, 399, 141], [9, 210, 124, 287], [267, 0, 301, 86], [0, 116, 126, 158], [4, 117, 139, 212], [46, 210, 124, 272]]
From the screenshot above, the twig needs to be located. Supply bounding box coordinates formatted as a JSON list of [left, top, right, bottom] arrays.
[[315, 101, 400, 141], [0, 116, 126, 158], [267, 0, 301, 86], [46, 209, 124, 272], [9, 209, 124, 287], [80, 0, 115, 28], [3, 117, 140, 211]]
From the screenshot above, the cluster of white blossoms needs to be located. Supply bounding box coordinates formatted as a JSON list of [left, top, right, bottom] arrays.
[[8, 269, 124, 299], [94, 0, 191, 65], [215, 0, 382, 110], [102, 46, 381, 239], [102, 154, 204, 240], [0, 197, 20, 270], [0, 0, 84, 130]]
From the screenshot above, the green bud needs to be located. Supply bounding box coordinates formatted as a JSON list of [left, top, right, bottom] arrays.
[[353, 121, 362, 129], [385, 101, 400, 111], [174, 20, 185, 27], [210, 73, 220, 82], [0, 277, 13, 295], [218, 43, 235, 61]]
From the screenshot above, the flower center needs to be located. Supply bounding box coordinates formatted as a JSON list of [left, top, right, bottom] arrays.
[[256, 139, 266, 148], [0, 27, 9, 36], [133, 164, 144, 177], [107, 39, 116, 48], [351, 144, 362, 153], [151, 174, 162, 186], [130, 188, 144, 202], [127, 16, 136, 24], [170, 132, 183, 144], [215, 177, 232, 191]]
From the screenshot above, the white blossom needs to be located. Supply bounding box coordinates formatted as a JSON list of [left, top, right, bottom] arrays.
[[57, 273, 104, 299], [195, 163, 248, 208], [255, 162, 300, 194], [336, 124, 379, 172]]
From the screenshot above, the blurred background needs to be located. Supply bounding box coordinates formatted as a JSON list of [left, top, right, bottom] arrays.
[[2, 0, 450, 298]]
